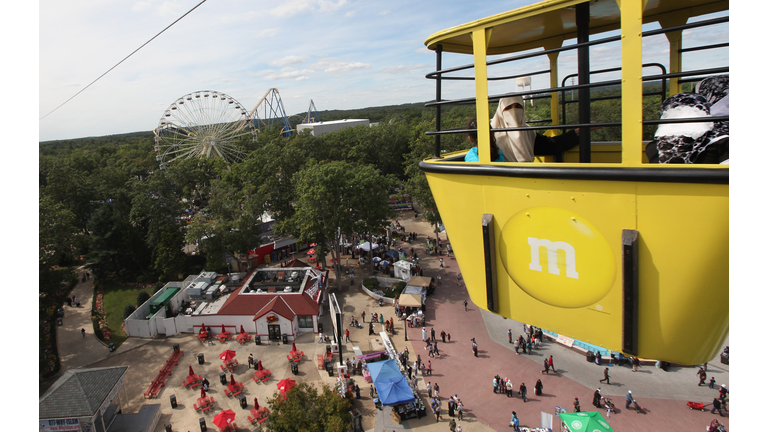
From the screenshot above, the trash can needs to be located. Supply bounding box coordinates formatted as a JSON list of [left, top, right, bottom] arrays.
[[165, 423, 172, 432], [219, 372, 227, 385], [170, 394, 177, 409], [199, 418, 207, 432], [198, 353, 205, 365], [173, 343, 180, 352], [291, 361, 299, 375], [255, 336, 261, 345], [108, 343, 115, 352], [325, 360, 333, 377], [239, 394, 248, 409], [318, 323, 323, 333], [586, 351, 595, 363], [326, 345, 331, 354], [282, 334, 289, 344]]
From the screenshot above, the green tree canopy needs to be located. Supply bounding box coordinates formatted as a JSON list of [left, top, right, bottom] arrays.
[[266, 382, 352, 432]]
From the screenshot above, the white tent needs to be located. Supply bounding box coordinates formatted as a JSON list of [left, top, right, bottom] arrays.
[[357, 241, 380, 252]]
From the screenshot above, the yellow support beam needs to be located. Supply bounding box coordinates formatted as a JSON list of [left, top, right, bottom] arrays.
[[472, 27, 492, 163]]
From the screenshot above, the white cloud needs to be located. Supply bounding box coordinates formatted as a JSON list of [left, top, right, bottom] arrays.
[[381, 64, 430, 75], [132, 0, 185, 17], [263, 67, 316, 81], [266, 0, 348, 18], [269, 55, 310, 67], [312, 57, 370, 73], [253, 28, 279, 39]]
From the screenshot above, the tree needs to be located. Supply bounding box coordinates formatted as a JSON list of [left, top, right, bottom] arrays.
[[266, 382, 352, 432], [278, 161, 394, 290]]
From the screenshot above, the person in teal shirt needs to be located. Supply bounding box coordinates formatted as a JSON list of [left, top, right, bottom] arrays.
[[464, 118, 505, 162]]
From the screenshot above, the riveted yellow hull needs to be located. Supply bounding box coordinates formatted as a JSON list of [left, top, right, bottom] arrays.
[[423, 159, 728, 365]]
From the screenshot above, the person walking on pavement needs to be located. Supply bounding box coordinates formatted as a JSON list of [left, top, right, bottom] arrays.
[[422, 327, 428, 342], [548, 355, 555, 373], [506, 378, 514, 398], [709, 376, 717, 389], [625, 390, 634, 409], [248, 354, 254, 369], [711, 397, 724, 416], [449, 418, 457, 431], [518, 383, 527, 403], [463, 300, 468, 311], [440, 258, 444, 268], [573, 397, 581, 412], [632, 356, 640, 372], [599, 367, 610, 384], [361, 311, 365, 323], [509, 411, 520, 431], [81, 328, 86, 338], [431, 327, 436, 342], [345, 329, 350, 343], [541, 358, 550, 374], [697, 367, 707, 386], [534, 379, 543, 396], [593, 389, 602, 408], [441, 330, 446, 343]]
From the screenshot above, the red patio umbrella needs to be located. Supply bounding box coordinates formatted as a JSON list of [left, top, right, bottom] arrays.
[[220, 349, 237, 362], [213, 409, 236, 428], [253, 397, 260, 410], [291, 341, 296, 352], [257, 360, 263, 371], [200, 323, 206, 333], [221, 324, 227, 334], [310, 243, 317, 247], [201, 388, 207, 398], [308, 249, 316, 255], [277, 378, 296, 396], [230, 374, 236, 385], [240, 325, 245, 334], [189, 365, 195, 376]]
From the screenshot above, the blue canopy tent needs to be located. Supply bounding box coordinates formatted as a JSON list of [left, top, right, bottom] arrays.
[[368, 360, 415, 405], [376, 376, 415, 405], [384, 249, 399, 259], [367, 359, 402, 382]]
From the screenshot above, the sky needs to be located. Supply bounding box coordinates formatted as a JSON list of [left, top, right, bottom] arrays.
[[37, 0, 733, 143], [38, 0, 534, 142]]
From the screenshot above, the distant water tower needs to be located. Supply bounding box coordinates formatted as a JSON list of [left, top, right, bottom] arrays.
[[516, 76, 532, 106]]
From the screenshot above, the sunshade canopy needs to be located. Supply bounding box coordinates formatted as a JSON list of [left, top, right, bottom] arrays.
[[376, 376, 415, 405], [398, 294, 423, 307], [559, 412, 614, 432]]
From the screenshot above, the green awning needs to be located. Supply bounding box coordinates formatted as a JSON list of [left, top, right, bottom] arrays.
[[560, 412, 614, 432]]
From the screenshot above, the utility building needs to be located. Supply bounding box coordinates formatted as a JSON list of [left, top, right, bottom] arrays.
[[297, 119, 370, 136]]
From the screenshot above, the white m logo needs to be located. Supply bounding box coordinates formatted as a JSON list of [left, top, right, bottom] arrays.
[[527, 237, 579, 279]]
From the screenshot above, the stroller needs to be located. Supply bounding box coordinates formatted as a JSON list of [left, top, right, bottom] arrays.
[[633, 400, 647, 414], [602, 397, 616, 417], [687, 401, 707, 411]]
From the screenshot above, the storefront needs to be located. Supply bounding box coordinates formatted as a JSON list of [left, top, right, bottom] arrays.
[[39, 366, 160, 432]]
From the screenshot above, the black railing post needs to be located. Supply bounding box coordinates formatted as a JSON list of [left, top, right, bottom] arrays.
[[435, 44, 443, 158], [576, 2, 591, 163]]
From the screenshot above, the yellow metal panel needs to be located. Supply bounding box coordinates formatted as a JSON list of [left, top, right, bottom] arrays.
[[619, 0, 644, 166], [635, 182, 728, 364], [425, 167, 728, 365]]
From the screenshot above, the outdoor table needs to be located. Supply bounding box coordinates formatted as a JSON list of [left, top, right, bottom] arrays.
[[236, 333, 251, 344], [225, 381, 244, 397], [253, 368, 272, 383], [248, 407, 270, 424], [195, 396, 215, 412], [198, 332, 209, 342], [220, 359, 238, 372], [218, 332, 232, 342], [217, 422, 238, 432], [184, 374, 203, 388], [288, 350, 304, 362]]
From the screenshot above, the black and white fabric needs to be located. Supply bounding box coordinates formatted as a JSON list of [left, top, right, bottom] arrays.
[[652, 93, 727, 164]]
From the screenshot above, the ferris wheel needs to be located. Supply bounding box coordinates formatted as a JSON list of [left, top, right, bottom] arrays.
[[153, 90, 254, 169]]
